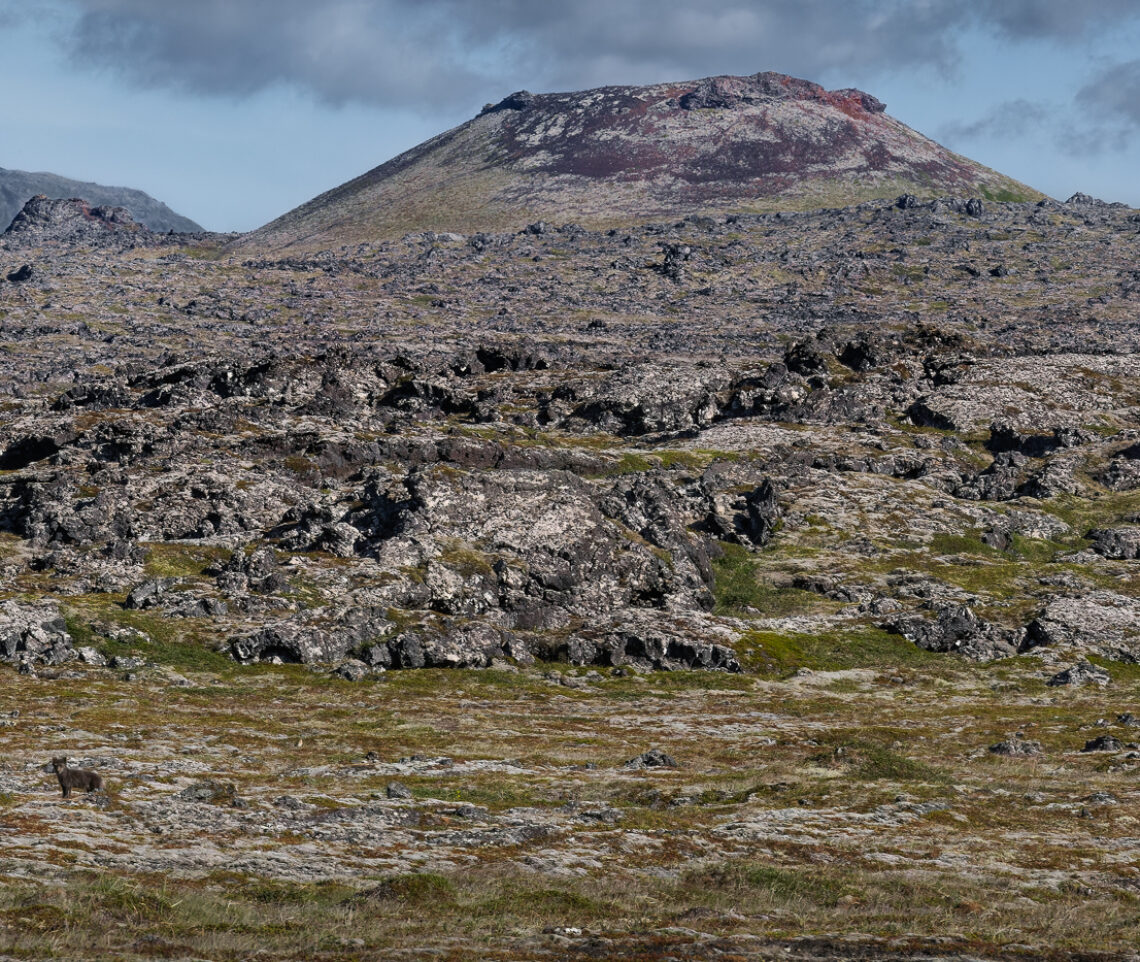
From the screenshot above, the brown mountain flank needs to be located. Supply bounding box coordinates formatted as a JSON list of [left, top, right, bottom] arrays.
[[240, 70, 1041, 250]]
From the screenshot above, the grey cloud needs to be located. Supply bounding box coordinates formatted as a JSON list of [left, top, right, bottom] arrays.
[[60, 0, 486, 109], [1076, 59, 1140, 130], [0, 0, 44, 25], [1050, 59, 1140, 155], [975, 0, 1139, 40], [1055, 121, 1133, 157], [55, 0, 967, 110], [46, 0, 1140, 113], [939, 99, 1053, 143]]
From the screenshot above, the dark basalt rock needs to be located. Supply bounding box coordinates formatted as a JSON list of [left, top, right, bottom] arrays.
[[988, 737, 1043, 756], [741, 480, 781, 548], [360, 621, 510, 670], [954, 449, 1078, 503], [679, 72, 884, 114], [480, 90, 537, 114], [886, 605, 1021, 661], [561, 362, 728, 435], [1047, 662, 1111, 687], [1081, 735, 1123, 753], [0, 432, 69, 470], [546, 615, 741, 673], [230, 624, 343, 665], [986, 421, 1097, 457], [784, 339, 831, 378], [1087, 527, 1140, 560], [622, 749, 679, 769]]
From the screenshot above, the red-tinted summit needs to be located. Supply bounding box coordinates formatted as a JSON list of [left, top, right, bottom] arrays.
[[244, 70, 1040, 250]]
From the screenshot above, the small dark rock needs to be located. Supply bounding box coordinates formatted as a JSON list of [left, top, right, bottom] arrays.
[[386, 782, 414, 800], [622, 748, 678, 770], [334, 659, 369, 682], [178, 779, 243, 805], [451, 803, 482, 819], [1047, 662, 1111, 688], [988, 737, 1043, 757], [110, 655, 145, 670]]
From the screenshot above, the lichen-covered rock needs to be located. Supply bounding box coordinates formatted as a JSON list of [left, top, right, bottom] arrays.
[[1046, 661, 1111, 687], [988, 737, 1043, 756], [622, 749, 678, 769], [548, 611, 742, 672], [1024, 593, 1140, 661], [1087, 527, 1140, 560], [229, 624, 344, 664], [1081, 735, 1123, 753], [358, 465, 714, 628], [0, 601, 74, 666], [561, 362, 730, 435]]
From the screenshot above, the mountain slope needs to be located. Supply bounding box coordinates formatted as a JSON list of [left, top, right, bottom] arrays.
[[242, 71, 1042, 250], [0, 167, 202, 233]]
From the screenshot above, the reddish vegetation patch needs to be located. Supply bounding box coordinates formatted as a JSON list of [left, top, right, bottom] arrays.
[[484, 70, 964, 202], [75, 200, 126, 230]]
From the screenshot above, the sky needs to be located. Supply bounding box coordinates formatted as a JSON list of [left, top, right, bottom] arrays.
[[2, 0, 1139, 232]]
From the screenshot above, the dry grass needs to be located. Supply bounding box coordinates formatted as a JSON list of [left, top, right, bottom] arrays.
[[2, 653, 1138, 960]]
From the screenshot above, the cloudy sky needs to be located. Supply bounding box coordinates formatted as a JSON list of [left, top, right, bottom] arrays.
[[2, 0, 1139, 231]]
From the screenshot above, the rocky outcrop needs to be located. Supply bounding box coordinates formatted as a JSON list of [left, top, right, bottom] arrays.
[[0, 167, 202, 233], [535, 612, 741, 672], [4, 195, 143, 244], [1047, 661, 1111, 687], [1024, 594, 1140, 661], [231, 608, 740, 673], [559, 362, 729, 436], [988, 736, 1043, 756], [679, 73, 885, 114], [353, 464, 715, 626], [1087, 527, 1140, 560], [886, 605, 1022, 661], [0, 601, 74, 667]]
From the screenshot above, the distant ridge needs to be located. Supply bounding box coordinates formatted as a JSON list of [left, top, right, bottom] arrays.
[[242, 70, 1042, 251], [0, 167, 202, 233]]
